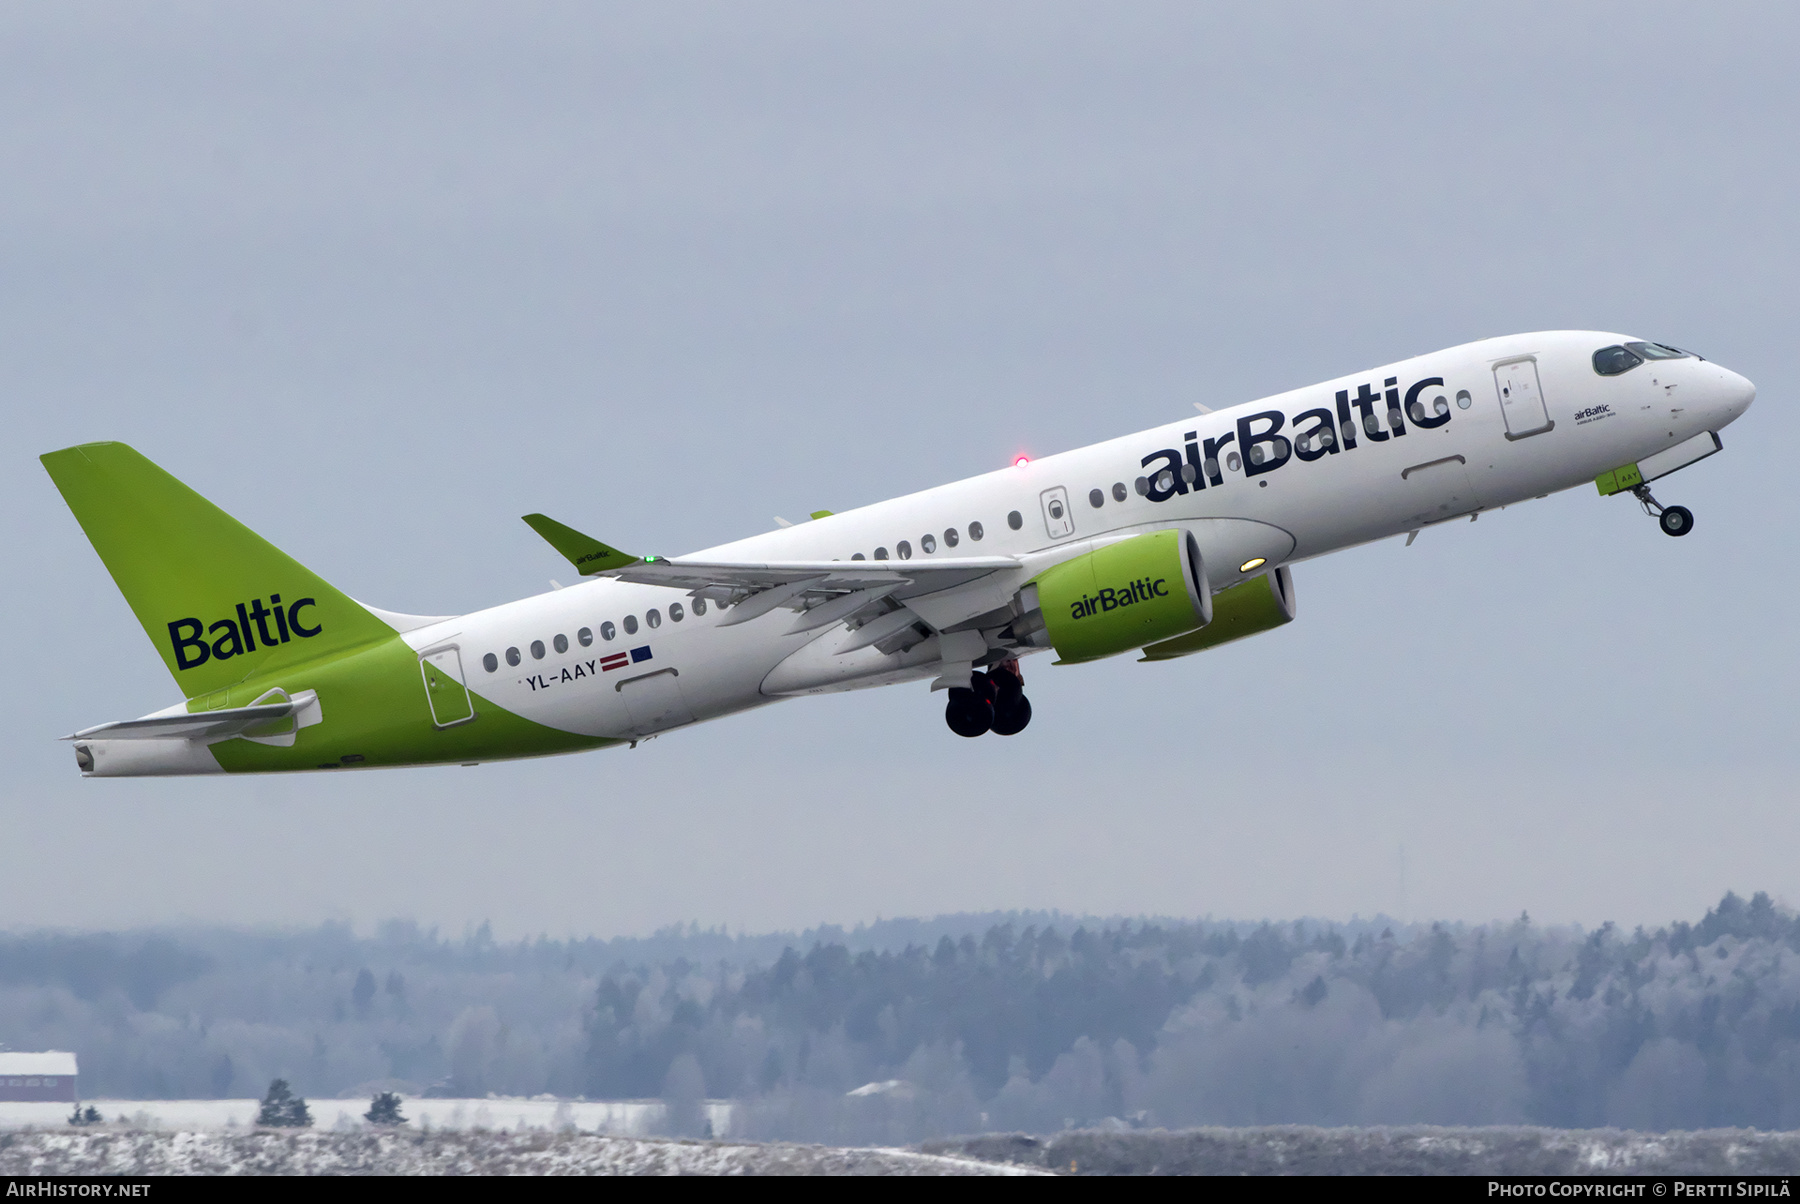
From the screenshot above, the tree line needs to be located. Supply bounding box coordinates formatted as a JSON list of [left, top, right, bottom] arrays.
[[4, 896, 1800, 1138]]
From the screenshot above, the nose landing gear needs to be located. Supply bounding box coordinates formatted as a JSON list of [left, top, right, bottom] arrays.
[[944, 659, 1032, 737], [1633, 484, 1694, 537]]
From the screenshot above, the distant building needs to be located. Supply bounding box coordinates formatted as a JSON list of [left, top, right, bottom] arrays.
[[0, 1052, 79, 1102]]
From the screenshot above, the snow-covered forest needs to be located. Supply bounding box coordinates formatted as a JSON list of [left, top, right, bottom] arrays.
[[3, 894, 1800, 1141]]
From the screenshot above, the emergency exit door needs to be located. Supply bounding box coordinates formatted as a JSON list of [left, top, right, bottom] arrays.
[[1494, 357, 1553, 439], [1039, 486, 1075, 539]]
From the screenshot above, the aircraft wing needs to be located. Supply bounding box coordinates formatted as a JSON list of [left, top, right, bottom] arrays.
[[604, 556, 1018, 597], [522, 513, 1025, 637], [609, 556, 1024, 634]]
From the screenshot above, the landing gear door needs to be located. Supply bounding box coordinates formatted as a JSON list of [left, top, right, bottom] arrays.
[[1494, 356, 1553, 439], [419, 646, 477, 728], [1039, 486, 1075, 539]]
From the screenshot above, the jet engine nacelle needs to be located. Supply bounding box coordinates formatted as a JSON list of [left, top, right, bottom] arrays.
[[1138, 565, 1295, 661], [1027, 528, 1213, 663]]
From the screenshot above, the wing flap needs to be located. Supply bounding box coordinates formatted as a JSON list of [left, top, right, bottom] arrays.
[[606, 556, 1016, 600]]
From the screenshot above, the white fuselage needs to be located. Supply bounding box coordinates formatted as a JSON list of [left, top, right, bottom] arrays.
[[405, 331, 1755, 744]]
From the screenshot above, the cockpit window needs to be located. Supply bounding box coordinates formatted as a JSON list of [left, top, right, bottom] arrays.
[[1593, 345, 1643, 376], [1626, 341, 1693, 361]]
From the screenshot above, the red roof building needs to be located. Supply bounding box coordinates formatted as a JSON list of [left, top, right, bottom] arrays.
[[0, 1052, 79, 1102]]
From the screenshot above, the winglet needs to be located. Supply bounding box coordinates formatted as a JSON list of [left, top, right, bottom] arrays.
[[521, 514, 639, 575]]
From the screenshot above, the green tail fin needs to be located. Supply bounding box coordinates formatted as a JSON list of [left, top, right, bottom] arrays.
[[41, 442, 396, 696]]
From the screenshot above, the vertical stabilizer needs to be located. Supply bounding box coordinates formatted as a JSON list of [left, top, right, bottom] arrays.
[[41, 442, 396, 697]]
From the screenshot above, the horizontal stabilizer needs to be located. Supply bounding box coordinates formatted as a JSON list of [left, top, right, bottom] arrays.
[[521, 514, 639, 575], [66, 690, 319, 742]]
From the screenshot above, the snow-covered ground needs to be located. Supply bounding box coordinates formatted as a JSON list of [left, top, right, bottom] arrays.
[[0, 1097, 732, 1137], [930, 1127, 1800, 1175], [0, 1131, 1045, 1175]]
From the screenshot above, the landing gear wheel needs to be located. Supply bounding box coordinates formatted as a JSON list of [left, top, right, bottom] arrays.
[[984, 662, 1031, 735], [944, 687, 993, 737], [969, 671, 996, 707], [1633, 484, 1693, 538], [990, 692, 1032, 736]]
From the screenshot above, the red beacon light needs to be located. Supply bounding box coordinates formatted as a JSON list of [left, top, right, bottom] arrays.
[[1013, 455, 1031, 469]]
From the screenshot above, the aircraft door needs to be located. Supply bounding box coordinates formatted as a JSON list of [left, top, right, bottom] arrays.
[[419, 646, 477, 728], [617, 667, 695, 736], [1494, 357, 1553, 439], [1039, 486, 1075, 539]]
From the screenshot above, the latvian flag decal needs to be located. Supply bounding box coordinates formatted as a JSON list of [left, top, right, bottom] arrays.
[[601, 646, 653, 672]]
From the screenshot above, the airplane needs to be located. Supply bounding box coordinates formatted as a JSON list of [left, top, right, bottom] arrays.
[[43, 330, 1754, 777]]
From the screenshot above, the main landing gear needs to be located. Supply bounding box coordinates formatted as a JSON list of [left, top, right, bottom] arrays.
[[945, 659, 1032, 738], [1632, 484, 1694, 537]]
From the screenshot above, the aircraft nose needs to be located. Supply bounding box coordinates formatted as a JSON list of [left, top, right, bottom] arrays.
[[1715, 366, 1756, 422]]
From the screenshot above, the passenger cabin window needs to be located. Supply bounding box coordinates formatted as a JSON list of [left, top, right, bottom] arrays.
[[530, 640, 545, 659], [921, 533, 937, 553], [943, 527, 959, 547], [1134, 476, 1149, 495], [874, 547, 888, 560], [968, 522, 984, 541], [693, 599, 707, 615], [506, 647, 521, 666], [1007, 510, 1023, 530], [1410, 394, 1450, 423], [553, 634, 568, 653], [646, 609, 661, 628], [1089, 488, 1104, 508], [578, 627, 593, 646], [897, 540, 912, 559], [624, 615, 639, 634], [851, 552, 866, 560], [1593, 345, 1644, 376], [601, 621, 616, 641], [670, 602, 685, 621], [1112, 482, 1127, 502], [483, 652, 498, 673]]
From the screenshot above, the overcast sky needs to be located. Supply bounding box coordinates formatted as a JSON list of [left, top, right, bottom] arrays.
[[4, 1, 1797, 938]]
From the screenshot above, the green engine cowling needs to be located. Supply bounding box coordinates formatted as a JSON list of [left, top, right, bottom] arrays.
[[1138, 566, 1295, 661], [1032, 528, 1213, 663]]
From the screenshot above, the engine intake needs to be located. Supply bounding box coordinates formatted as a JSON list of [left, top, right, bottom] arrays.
[[1138, 566, 1295, 661]]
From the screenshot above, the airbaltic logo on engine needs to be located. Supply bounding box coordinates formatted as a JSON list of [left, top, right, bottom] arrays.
[[1137, 374, 1455, 502], [1070, 577, 1169, 620], [167, 595, 322, 670]]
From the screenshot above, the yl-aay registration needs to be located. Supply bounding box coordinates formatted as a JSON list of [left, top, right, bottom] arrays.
[[43, 331, 1754, 774]]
